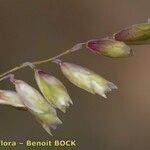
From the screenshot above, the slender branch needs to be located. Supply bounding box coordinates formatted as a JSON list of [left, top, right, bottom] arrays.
[[0, 43, 85, 82]]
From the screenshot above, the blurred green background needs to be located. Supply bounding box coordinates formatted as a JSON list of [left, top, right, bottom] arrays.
[[0, 0, 150, 150]]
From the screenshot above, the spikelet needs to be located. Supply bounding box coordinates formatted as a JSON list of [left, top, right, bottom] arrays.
[[13, 79, 62, 135], [0, 90, 25, 109], [113, 22, 150, 45], [59, 62, 117, 98], [34, 69, 72, 113], [86, 39, 132, 58]]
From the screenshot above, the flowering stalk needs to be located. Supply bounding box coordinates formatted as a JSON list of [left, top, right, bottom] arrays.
[[0, 43, 85, 82], [0, 21, 149, 135]]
